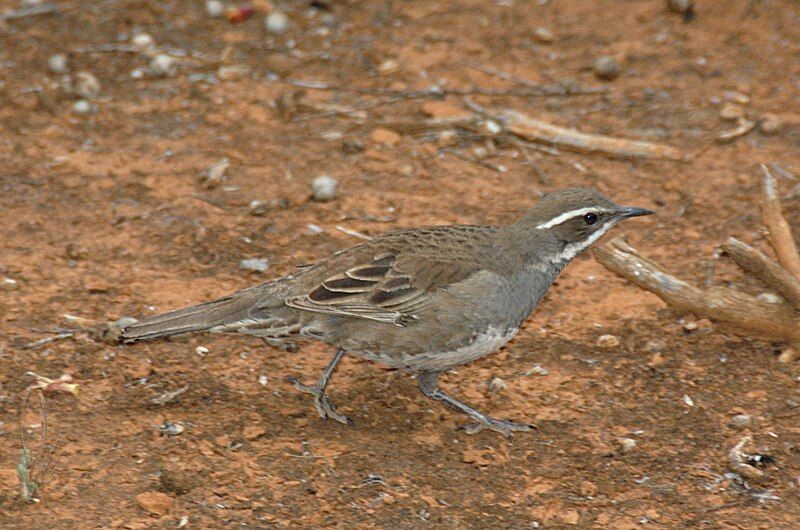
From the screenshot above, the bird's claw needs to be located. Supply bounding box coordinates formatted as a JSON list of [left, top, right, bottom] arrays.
[[286, 376, 354, 426]]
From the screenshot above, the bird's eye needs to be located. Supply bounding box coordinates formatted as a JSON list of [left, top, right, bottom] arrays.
[[583, 213, 598, 225]]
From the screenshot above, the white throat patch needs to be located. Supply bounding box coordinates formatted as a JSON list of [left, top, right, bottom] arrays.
[[536, 207, 613, 230], [547, 222, 616, 263]]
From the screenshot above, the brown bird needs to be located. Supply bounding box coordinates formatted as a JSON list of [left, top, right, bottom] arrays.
[[122, 188, 652, 436]]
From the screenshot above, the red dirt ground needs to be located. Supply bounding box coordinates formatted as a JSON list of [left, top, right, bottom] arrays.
[[2, 0, 800, 528]]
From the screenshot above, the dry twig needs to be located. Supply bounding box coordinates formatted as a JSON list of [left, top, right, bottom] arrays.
[[593, 237, 800, 341], [717, 117, 756, 143], [594, 164, 800, 346], [491, 108, 685, 160], [722, 237, 800, 308], [760, 164, 800, 278]]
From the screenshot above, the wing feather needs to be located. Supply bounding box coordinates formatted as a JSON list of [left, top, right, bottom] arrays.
[[284, 228, 488, 325]]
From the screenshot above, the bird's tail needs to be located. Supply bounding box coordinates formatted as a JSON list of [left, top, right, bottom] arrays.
[[120, 291, 261, 343]]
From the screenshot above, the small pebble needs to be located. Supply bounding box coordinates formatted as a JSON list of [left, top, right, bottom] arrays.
[[196, 346, 209, 356], [533, 27, 553, 43], [593, 55, 620, 81], [378, 59, 399, 74], [437, 129, 458, 147], [48, 53, 68, 74], [157, 421, 185, 436], [730, 414, 754, 429], [619, 437, 637, 452], [683, 394, 695, 407], [75, 71, 100, 98], [487, 376, 507, 392], [311, 175, 339, 202], [72, 99, 93, 114], [198, 158, 230, 189], [0, 278, 18, 291], [149, 54, 176, 78], [760, 114, 784, 135], [249, 198, 289, 216], [472, 146, 489, 159], [307, 223, 324, 235], [205, 0, 224, 17], [778, 348, 798, 364], [131, 32, 155, 51], [265, 11, 290, 33], [239, 257, 270, 272], [757, 292, 782, 304], [596, 334, 620, 348], [522, 364, 549, 376], [258, 375, 268, 386]]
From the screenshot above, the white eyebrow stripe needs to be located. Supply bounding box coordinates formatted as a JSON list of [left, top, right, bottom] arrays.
[[535, 207, 613, 230]]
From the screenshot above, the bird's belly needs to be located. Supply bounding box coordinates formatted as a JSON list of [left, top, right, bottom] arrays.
[[353, 326, 518, 372]]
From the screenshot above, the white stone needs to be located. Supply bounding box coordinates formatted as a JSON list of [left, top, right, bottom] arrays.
[[131, 32, 155, 51], [311, 175, 338, 202], [265, 11, 290, 33], [239, 258, 270, 272], [75, 71, 100, 98], [149, 54, 176, 77], [205, 0, 224, 17], [48, 53, 68, 74], [72, 99, 92, 114]]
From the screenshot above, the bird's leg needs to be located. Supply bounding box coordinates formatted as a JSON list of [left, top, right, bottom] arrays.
[[418, 372, 534, 437], [287, 348, 353, 426]]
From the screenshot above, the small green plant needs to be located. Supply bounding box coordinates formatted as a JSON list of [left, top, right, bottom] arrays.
[[17, 374, 72, 503], [17, 448, 38, 502]]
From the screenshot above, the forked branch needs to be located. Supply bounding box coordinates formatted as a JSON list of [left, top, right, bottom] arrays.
[[593, 237, 800, 341], [593, 165, 800, 345]]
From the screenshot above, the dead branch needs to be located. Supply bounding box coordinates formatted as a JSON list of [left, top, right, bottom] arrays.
[[593, 237, 800, 341], [0, 2, 68, 21], [594, 163, 800, 350], [490, 108, 685, 160], [760, 164, 800, 278], [722, 237, 800, 309]]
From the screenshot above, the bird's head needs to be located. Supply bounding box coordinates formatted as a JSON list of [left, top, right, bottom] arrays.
[[516, 187, 653, 262]]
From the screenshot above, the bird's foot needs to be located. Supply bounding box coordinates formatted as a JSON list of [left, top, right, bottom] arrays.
[[286, 376, 354, 426], [458, 417, 535, 437]]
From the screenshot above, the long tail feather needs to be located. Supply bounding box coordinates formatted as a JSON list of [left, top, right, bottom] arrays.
[[121, 293, 258, 343]]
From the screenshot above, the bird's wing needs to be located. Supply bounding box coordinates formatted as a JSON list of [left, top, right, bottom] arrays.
[[284, 251, 482, 326]]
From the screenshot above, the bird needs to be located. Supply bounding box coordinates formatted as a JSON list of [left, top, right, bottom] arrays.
[[121, 187, 653, 436]]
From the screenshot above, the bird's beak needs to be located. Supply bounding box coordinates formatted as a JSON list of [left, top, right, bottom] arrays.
[[619, 206, 654, 218]]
